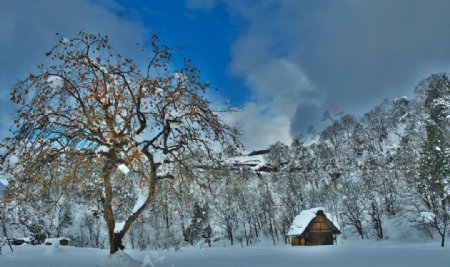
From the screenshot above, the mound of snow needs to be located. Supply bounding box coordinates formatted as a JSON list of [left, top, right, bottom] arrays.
[[101, 251, 141, 267], [43, 241, 64, 255], [141, 255, 153, 267]]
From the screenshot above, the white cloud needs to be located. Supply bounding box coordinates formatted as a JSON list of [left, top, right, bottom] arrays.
[[223, 102, 292, 151], [227, 4, 321, 146]]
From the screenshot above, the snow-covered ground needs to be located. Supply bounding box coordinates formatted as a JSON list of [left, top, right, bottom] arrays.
[[1, 240, 450, 267]]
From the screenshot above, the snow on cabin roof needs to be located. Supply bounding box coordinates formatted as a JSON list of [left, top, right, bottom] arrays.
[[287, 207, 338, 236]]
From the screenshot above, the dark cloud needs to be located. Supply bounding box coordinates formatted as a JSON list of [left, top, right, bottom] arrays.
[[290, 105, 325, 140], [0, 0, 145, 138], [226, 0, 450, 141], [304, 0, 450, 114]]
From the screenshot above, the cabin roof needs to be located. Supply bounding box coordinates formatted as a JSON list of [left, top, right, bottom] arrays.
[[287, 207, 340, 236]]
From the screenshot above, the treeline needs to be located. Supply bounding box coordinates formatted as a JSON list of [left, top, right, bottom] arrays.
[[1, 74, 449, 249]]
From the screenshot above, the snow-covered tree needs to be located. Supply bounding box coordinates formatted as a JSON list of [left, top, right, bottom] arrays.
[[4, 32, 239, 254], [412, 74, 450, 247]]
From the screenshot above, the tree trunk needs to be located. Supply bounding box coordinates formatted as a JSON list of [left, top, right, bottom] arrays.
[[269, 221, 276, 245], [253, 223, 259, 238], [378, 223, 383, 240], [227, 221, 233, 246], [243, 222, 249, 246], [355, 220, 364, 239], [102, 158, 158, 254], [109, 233, 125, 254], [440, 222, 446, 248], [101, 161, 116, 254]]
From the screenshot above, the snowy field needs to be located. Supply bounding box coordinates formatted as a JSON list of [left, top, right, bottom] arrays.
[[1, 240, 450, 267]]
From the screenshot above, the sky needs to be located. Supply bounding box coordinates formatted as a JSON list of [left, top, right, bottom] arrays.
[[1, 0, 450, 150]]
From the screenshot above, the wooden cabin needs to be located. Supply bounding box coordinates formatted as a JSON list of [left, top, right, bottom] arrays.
[[288, 208, 341, 246]]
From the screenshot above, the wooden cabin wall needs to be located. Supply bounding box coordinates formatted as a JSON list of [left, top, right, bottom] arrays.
[[310, 214, 331, 231]]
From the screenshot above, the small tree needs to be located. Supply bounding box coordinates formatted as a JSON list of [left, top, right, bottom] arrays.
[[4, 32, 239, 254]]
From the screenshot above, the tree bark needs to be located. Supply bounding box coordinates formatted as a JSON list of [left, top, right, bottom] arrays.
[[101, 162, 116, 254]]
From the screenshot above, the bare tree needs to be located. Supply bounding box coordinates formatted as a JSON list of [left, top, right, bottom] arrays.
[[4, 32, 239, 254]]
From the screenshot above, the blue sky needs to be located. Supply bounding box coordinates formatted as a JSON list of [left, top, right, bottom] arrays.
[[2, 0, 450, 150], [111, 0, 250, 105]]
